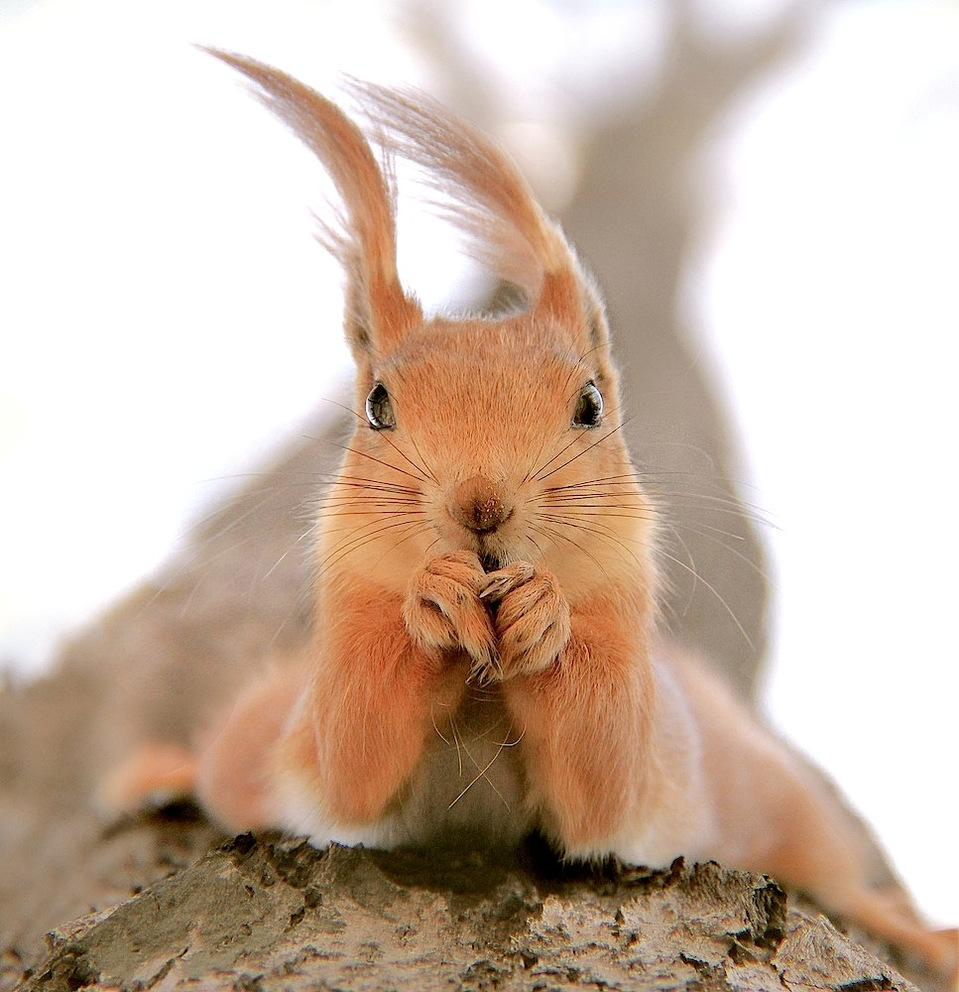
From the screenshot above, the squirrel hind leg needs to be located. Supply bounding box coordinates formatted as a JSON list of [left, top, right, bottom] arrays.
[[192, 663, 309, 834], [840, 886, 959, 984], [764, 784, 957, 980], [97, 665, 306, 833], [96, 741, 198, 817]]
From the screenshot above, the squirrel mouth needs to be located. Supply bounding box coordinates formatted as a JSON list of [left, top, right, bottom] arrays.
[[477, 535, 507, 572]]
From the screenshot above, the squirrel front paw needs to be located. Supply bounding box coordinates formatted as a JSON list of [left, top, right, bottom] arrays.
[[403, 551, 497, 672], [479, 562, 571, 681]]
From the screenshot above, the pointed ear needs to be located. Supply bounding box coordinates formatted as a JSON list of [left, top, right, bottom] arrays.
[[347, 81, 605, 358], [205, 49, 421, 360]]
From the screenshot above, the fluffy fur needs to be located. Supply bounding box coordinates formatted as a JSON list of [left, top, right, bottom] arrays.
[[103, 50, 957, 981]]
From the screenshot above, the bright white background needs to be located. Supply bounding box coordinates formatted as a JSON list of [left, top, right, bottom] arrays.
[[1, 0, 955, 925]]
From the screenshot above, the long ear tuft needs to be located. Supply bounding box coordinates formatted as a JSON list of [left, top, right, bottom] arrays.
[[204, 48, 421, 357], [347, 82, 600, 349]]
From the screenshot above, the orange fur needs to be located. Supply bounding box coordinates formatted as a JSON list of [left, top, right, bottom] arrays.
[[105, 50, 957, 982], [98, 742, 197, 813], [194, 663, 308, 829], [501, 592, 657, 853], [278, 581, 468, 827]]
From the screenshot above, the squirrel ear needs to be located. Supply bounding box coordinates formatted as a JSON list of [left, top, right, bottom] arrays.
[[205, 49, 421, 360], [348, 82, 604, 357]]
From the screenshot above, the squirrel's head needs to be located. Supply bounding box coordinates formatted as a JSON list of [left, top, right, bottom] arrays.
[[209, 50, 656, 598]]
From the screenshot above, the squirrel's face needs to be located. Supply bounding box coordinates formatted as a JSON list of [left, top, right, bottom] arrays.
[[320, 316, 657, 600]]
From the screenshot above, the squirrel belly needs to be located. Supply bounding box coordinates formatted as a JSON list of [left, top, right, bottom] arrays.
[[268, 685, 534, 851]]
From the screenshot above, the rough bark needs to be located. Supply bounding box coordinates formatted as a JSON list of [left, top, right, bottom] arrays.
[[9, 825, 929, 992]]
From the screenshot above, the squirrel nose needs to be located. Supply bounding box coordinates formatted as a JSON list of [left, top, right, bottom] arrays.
[[450, 474, 511, 533]]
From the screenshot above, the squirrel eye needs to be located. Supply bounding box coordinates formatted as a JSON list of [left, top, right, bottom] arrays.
[[365, 382, 395, 430], [572, 381, 603, 429]]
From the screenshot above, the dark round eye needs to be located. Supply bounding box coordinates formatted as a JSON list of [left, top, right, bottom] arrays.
[[365, 382, 395, 430], [572, 381, 603, 428]]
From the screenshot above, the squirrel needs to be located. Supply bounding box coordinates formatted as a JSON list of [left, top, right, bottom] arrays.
[[101, 49, 957, 982]]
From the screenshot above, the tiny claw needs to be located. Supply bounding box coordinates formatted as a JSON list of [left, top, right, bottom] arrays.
[[478, 578, 507, 601], [467, 647, 503, 687], [480, 562, 535, 602]]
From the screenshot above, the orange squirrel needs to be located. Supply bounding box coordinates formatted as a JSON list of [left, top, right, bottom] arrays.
[[104, 50, 957, 980]]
